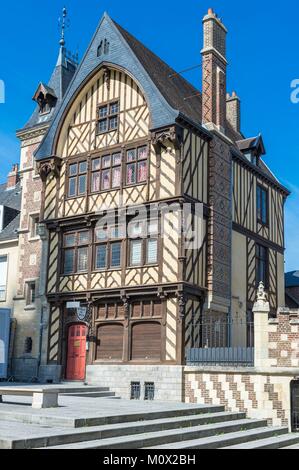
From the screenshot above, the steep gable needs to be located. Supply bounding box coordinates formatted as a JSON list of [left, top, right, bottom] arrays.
[[35, 12, 201, 161]]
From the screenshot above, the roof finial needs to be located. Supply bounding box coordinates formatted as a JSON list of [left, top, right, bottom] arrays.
[[59, 7, 68, 47]]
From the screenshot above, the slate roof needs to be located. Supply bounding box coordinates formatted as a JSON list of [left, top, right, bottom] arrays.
[[285, 289, 299, 308], [22, 48, 77, 131], [0, 182, 21, 242], [113, 21, 202, 125], [236, 135, 266, 155], [285, 271, 299, 288]]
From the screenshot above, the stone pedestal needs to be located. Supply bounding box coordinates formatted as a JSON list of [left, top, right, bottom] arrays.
[[32, 392, 58, 409], [253, 282, 270, 368]]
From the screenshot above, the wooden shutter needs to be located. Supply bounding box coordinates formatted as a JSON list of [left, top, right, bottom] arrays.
[[96, 324, 123, 360], [131, 322, 161, 361]]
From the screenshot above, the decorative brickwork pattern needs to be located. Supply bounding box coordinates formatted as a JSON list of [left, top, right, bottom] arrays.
[[207, 136, 232, 303], [185, 371, 290, 428], [268, 310, 299, 367]]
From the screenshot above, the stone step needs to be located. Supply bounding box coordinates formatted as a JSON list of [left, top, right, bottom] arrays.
[[60, 391, 116, 398], [224, 433, 299, 449], [0, 404, 223, 430], [146, 426, 288, 449], [42, 418, 268, 450], [28, 412, 245, 450], [57, 387, 110, 394]]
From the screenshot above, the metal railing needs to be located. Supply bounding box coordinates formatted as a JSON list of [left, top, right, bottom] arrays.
[[186, 347, 254, 367], [186, 320, 254, 367]]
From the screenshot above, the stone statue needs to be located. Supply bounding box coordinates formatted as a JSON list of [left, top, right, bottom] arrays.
[[257, 282, 268, 302]]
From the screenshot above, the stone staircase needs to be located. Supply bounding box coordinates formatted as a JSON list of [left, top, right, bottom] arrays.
[[59, 386, 118, 399], [22, 405, 299, 450], [1, 394, 299, 449]]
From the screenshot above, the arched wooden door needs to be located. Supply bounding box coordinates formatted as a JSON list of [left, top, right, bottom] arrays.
[[66, 324, 87, 381]]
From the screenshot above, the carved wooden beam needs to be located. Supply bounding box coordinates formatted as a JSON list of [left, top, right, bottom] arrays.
[[151, 125, 183, 152], [37, 155, 62, 182]]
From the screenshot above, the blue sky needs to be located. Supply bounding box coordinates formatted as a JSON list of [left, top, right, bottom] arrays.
[[0, 0, 298, 271]]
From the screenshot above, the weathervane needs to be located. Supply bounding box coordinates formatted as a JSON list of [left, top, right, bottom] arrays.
[[58, 6, 70, 47]]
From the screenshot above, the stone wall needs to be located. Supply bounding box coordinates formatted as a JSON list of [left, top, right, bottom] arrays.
[[87, 365, 184, 402]]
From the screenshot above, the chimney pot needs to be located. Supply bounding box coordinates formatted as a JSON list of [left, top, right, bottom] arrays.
[[226, 92, 241, 134], [201, 9, 228, 131], [7, 163, 19, 190]]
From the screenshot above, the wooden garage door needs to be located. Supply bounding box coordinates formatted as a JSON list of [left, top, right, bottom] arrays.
[[131, 322, 161, 361], [96, 324, 123, 360]]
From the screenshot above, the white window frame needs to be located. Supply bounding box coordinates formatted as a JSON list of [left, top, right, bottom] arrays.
[[0, 255, 8, 302]]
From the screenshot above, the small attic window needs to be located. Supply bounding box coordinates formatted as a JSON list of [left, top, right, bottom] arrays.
[[244, 151, 258, 166], [39, 100, 51, 115], [32, 84, 57, 116], [97, 39, 110, 57]]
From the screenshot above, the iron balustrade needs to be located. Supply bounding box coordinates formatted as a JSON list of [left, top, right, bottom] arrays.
[[186, 319, 254, 367]]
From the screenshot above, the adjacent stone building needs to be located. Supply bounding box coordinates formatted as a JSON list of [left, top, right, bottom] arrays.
[[0, 167, 21, 312]]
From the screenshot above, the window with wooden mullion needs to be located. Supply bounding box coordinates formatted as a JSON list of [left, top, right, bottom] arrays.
[[126, 145, 148, 186], [129, 220, 158, 267], [97, 101, 119, 135], [68, 161, 88, 198], [91, 152, 122, 193], [94, 226, 123, 271], [63, 230, 90, 275]]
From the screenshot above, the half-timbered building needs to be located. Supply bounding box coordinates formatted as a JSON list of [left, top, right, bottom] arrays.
[[16, 8, 289, 394]]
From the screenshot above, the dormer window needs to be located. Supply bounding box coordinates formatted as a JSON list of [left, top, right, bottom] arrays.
[[32, 83, 57, 116], [97, 39, 110, 57], [237, 135, 266, 168], [39, 101, 51, 115], [244, 151, 257, 166]]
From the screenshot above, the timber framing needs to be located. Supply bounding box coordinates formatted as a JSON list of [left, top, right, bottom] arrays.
[[42, 196, 209, 228], [233, 223, 285, 254], [32, 10, 288, 378], [231, 147, 290, 196]]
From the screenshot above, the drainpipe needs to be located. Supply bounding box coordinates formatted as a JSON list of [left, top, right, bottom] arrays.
[[37, 306, 45, 379]]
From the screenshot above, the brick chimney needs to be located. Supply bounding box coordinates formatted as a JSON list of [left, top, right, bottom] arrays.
[[226, 91, 241, 134], [7, 164, 19, 189], [201, 8, 227, 133]]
